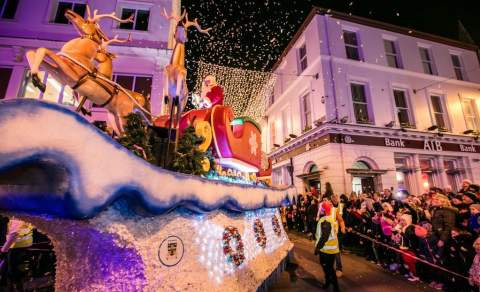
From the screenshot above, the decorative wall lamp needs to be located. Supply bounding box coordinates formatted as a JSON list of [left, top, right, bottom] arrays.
[[463, 129, 479, 141], [385, 121, 395, 128]]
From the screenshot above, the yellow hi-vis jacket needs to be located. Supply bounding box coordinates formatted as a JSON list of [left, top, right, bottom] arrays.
[[315, 207, 340, 254], [8, 218, 33, 249]]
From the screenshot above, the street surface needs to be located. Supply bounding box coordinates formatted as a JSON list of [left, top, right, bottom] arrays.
[[270, 231, 434, 292]]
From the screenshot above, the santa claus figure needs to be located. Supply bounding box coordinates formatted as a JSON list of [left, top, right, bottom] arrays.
[[200, 75, 224, 108]]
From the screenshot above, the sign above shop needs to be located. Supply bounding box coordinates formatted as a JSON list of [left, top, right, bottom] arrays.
[[271, 133, 479, 164], [336, 134, 478, 154]]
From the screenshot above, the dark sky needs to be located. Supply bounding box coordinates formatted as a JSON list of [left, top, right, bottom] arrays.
[[182, 0, 478, 88]]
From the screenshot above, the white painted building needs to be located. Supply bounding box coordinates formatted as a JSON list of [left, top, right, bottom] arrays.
[[0, 0, 179, 123], [265, 7, 480, 196]]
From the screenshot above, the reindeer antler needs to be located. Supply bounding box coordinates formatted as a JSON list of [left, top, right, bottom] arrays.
[[101, 34, 132, 48], [86, 4, 92, 19], [92, 10, 134, 23], [161, 8, 186, 23], [184, 13, 212, 35]]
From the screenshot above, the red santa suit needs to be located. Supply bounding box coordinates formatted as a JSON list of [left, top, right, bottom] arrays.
[[205, 85, 224, 107]]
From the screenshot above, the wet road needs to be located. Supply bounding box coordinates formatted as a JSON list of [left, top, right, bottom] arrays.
[[270, 231, 434, 292]]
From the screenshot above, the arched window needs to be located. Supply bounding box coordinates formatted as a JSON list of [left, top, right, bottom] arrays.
[[309, 164, 318, 173], [352, 160, 371, 170]]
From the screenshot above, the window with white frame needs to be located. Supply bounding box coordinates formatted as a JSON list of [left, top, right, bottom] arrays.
[[1, 0, 18, 19], [0, 67, 13, 99], [343, 30, 361, 61], [462, 98, 479, 131], [118, 6, 150, 31], [350, 83, 371, 124], [300, 93, 312, 132], [393, 89, 413, 127], [430, 95, 448, 131], [419, 157, 438, 189], [444, 158, 464, 191], [419, 47, 435, 75], [90, 73, 152, 107], [18, 70, 78, 106], [268, 90, 275, 107], [52, 0, 86, 24], [384, 39, 402, 68], [298, 43, 308, 73], [282, 109, 289, 142], [451, 54, 465, 81], [270, 121, 276, 149]]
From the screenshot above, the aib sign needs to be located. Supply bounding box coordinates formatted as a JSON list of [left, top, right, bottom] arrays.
[[158, 235, 184, 267]]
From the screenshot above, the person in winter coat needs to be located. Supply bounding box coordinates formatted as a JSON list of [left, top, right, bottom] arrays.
[[429, 194, 457, 290], [314, 201, 341, 292], [468, 204, 480, 236], [469, 236, 480, 287], [306, 199, 319, 240], [430, 194, 457, 253]]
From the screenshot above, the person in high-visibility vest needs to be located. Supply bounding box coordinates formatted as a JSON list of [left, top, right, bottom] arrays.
[[0, 217, 34, 291], [314, 201, 341, 292], [331, 194, 346, 277]]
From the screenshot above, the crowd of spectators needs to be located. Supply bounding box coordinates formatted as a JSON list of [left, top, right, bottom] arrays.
[[280, 179, 480, 291]]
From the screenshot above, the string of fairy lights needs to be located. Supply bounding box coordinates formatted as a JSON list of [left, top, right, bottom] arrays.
[[194, 60, 277, 123]]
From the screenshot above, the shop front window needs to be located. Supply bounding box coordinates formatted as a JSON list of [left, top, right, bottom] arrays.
[[419, 158, 437, 190], [444, 159, 463, 191], [394, 155, 412, 192]]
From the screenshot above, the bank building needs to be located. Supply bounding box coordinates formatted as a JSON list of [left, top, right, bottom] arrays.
[[264, 7, 480, 196]]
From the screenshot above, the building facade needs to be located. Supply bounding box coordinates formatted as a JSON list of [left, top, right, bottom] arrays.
[[265, 7, 480, 196], [0, 0, 179, 123]]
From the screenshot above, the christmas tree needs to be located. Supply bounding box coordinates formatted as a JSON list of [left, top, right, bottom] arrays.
[[169, 125, 209, 175], [118, 113, 156, 163]]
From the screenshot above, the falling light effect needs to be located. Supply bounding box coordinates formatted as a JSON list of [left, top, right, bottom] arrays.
[[194, 61, 276, 123]]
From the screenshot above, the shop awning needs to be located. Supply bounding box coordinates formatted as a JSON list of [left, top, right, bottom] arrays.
[[346, 169, 389, 176]]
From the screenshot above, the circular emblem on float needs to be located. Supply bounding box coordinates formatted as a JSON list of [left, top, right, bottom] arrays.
[[158, 235, 184, 267], [222, 226, 245, 267], [253, 219, 267, 248], [272, 215, 282, 237]]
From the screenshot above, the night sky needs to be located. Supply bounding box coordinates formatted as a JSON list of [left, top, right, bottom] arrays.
[[182, 0, 478, 89]]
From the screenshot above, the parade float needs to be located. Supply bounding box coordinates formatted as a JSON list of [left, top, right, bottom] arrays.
[[0, 6, 294, 292]]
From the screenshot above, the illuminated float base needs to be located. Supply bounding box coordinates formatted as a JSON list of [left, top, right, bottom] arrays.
[[19, 207, 292, 291], [0, 100, 295, 291]]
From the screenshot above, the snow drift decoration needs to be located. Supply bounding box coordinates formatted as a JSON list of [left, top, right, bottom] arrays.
[[0, 99, 295, 219], [0, 99, 295, 291]]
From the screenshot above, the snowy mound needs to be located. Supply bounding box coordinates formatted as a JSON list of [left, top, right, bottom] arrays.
[[0, 99, 295, 219]]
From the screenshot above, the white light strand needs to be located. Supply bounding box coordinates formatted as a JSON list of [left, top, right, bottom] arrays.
[[193, 208, 287, 284], [194, 60, 277, 123]]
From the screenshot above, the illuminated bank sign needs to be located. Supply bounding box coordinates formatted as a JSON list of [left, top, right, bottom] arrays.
[[273, 134, 478, 164], [423, 140, 443, 151], [384, 138, 405, 148], [383, 137, 476, 153], [459, 144, 477, 152]]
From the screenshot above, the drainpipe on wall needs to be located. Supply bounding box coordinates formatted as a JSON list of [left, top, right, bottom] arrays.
[[322, 13, 348, 194], [322, 13, 338, 122]]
